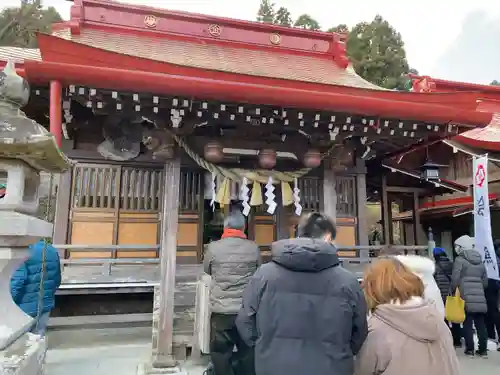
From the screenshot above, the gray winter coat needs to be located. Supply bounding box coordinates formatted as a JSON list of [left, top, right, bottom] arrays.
[[204, 236, 261, 314], [236, 238, 368, 375], [450, 249, 488, 313]]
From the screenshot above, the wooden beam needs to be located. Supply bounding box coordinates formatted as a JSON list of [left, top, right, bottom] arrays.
[[53, 171, 71, 256], [412, 191, 422, 245], [323, 163, 337, 222], [386, 186, 427, 193], [388, 195, 394, 244], [276, 187, 290, 240], [153, 158, 181, 369], [355, 159, 368, 252], [50, 80, 63, 148], [381, 174, 390, 244]]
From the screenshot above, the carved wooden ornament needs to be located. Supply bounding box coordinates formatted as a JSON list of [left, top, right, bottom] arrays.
[[270, 33, 281, 45], [144, 15, 158, 28], [208, 24, 222, 37]]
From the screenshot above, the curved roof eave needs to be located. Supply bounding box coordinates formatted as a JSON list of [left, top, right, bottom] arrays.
[[22, 57, 493, 128], [34, 32, 489, 118]]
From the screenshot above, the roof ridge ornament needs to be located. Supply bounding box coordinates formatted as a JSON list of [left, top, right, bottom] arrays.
[[0, 60, 71, 172]]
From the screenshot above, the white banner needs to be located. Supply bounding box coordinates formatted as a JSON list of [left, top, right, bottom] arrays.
[[473, 155, 499, 280]]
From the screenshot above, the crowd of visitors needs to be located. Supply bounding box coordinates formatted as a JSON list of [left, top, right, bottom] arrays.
[[7, 204, 500, 374], [204, 210, 500, 375]]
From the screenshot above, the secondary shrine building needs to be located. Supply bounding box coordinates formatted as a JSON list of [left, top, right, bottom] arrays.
[[0, 0, 495, 271]]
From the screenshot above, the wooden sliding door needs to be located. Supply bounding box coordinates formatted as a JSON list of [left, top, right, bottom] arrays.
[[67, 163, 203, 263]]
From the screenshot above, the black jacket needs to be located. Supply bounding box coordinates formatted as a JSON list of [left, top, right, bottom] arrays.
[[434, 256, 453, 301], [236, 238, 368, 375]]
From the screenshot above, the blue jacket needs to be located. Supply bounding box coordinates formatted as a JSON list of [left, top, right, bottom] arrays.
[[10, 240, 62, 317]]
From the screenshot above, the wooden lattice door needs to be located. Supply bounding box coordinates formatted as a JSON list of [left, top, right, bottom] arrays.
[[68, 163, 203, 262]]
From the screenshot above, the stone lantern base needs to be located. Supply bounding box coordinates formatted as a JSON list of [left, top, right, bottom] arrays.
[[0, 161, 53, 375], [0, 333, 47, 375]]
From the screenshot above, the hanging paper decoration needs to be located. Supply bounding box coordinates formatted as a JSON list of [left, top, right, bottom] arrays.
[[210, 172, 217, 211], [250, 181, 263, 206], [281, 181, 294, 206], [240, 177, 251, 216], [293, 178, 302, 216], [216, 177, 231, 207], [265, 176, 277, 214]]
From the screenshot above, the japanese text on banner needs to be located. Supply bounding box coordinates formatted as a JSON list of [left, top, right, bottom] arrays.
[[473, 155, 499, 280]]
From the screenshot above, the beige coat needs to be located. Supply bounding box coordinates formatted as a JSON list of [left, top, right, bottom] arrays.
[[355, 297, 460, 375]]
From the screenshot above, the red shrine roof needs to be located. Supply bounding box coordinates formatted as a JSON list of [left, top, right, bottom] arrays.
[[46, 27, 380, 90], [0, 0, 495, 129], [412, 74, 500, 150]]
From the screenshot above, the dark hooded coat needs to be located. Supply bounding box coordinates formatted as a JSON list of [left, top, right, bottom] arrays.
[[236, 238, 368, 375]]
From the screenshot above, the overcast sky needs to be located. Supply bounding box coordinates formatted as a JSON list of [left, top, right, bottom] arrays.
[[3, 0, 500, 84]]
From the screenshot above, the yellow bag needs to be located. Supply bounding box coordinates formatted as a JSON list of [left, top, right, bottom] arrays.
[[445, 288, 466, 324]]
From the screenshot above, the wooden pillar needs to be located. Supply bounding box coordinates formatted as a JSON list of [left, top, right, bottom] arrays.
[[153, 158, 181, 369], [50, 80, 63, 148], [52, 171, 72, 257], [412, 191, 422, 245], [355, 159, 368, 252], [276, 187, 290, 240], [381, 174, 390, 245], [323, 163, 337, 221]]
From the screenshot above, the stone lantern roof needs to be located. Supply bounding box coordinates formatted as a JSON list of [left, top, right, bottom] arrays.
[[0, 60, 70, 173]]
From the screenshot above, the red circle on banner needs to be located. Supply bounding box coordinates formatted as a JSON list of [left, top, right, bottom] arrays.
[[475, 164, 486, 187]]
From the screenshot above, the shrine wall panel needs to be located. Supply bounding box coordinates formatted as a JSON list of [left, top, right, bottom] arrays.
[[67, 163, 204, 263]]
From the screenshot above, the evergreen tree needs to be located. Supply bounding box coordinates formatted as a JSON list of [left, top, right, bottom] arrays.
[[257, 0, 275, 24], [347, 15, 411, 90], [274, 7, 293, 26], [327, 24, 349, 33], [0, 0, 62, 47], [294, 14, 321, 30]]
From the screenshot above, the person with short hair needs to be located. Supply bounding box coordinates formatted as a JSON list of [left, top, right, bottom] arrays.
[[204, 210, 261, 375], [355, 258, 459, 375], [237, 212, 367, 375]]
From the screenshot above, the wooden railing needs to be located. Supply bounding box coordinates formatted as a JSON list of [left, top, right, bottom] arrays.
[[54, 243, 431, 280]]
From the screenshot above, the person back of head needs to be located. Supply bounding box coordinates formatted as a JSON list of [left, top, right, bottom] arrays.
[[223, 210, 246, 231], [454, 235, 475, 255], [364, 258, 424, 312], [433, 247, 448, 261], [297, 212, 336, 242]]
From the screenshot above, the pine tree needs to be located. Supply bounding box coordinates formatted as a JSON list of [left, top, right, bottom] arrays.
[[294, 14, 321, 31], [257, 0, 275, 24], [274, 7, 293, 27], [347, 15, 411, 90], [0, 0, 62, 47]]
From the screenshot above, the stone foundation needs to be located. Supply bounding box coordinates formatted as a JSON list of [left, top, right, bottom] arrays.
[[0, 333, 47, 375]]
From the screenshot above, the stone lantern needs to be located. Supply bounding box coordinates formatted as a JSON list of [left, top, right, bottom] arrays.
[[0, 61, 70, 374]]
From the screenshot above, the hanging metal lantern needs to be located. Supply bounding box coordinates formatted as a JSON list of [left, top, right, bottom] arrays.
[[204, 141, 224, 163], [303, 149, 321, 168], [259, 149, 277, 169]]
